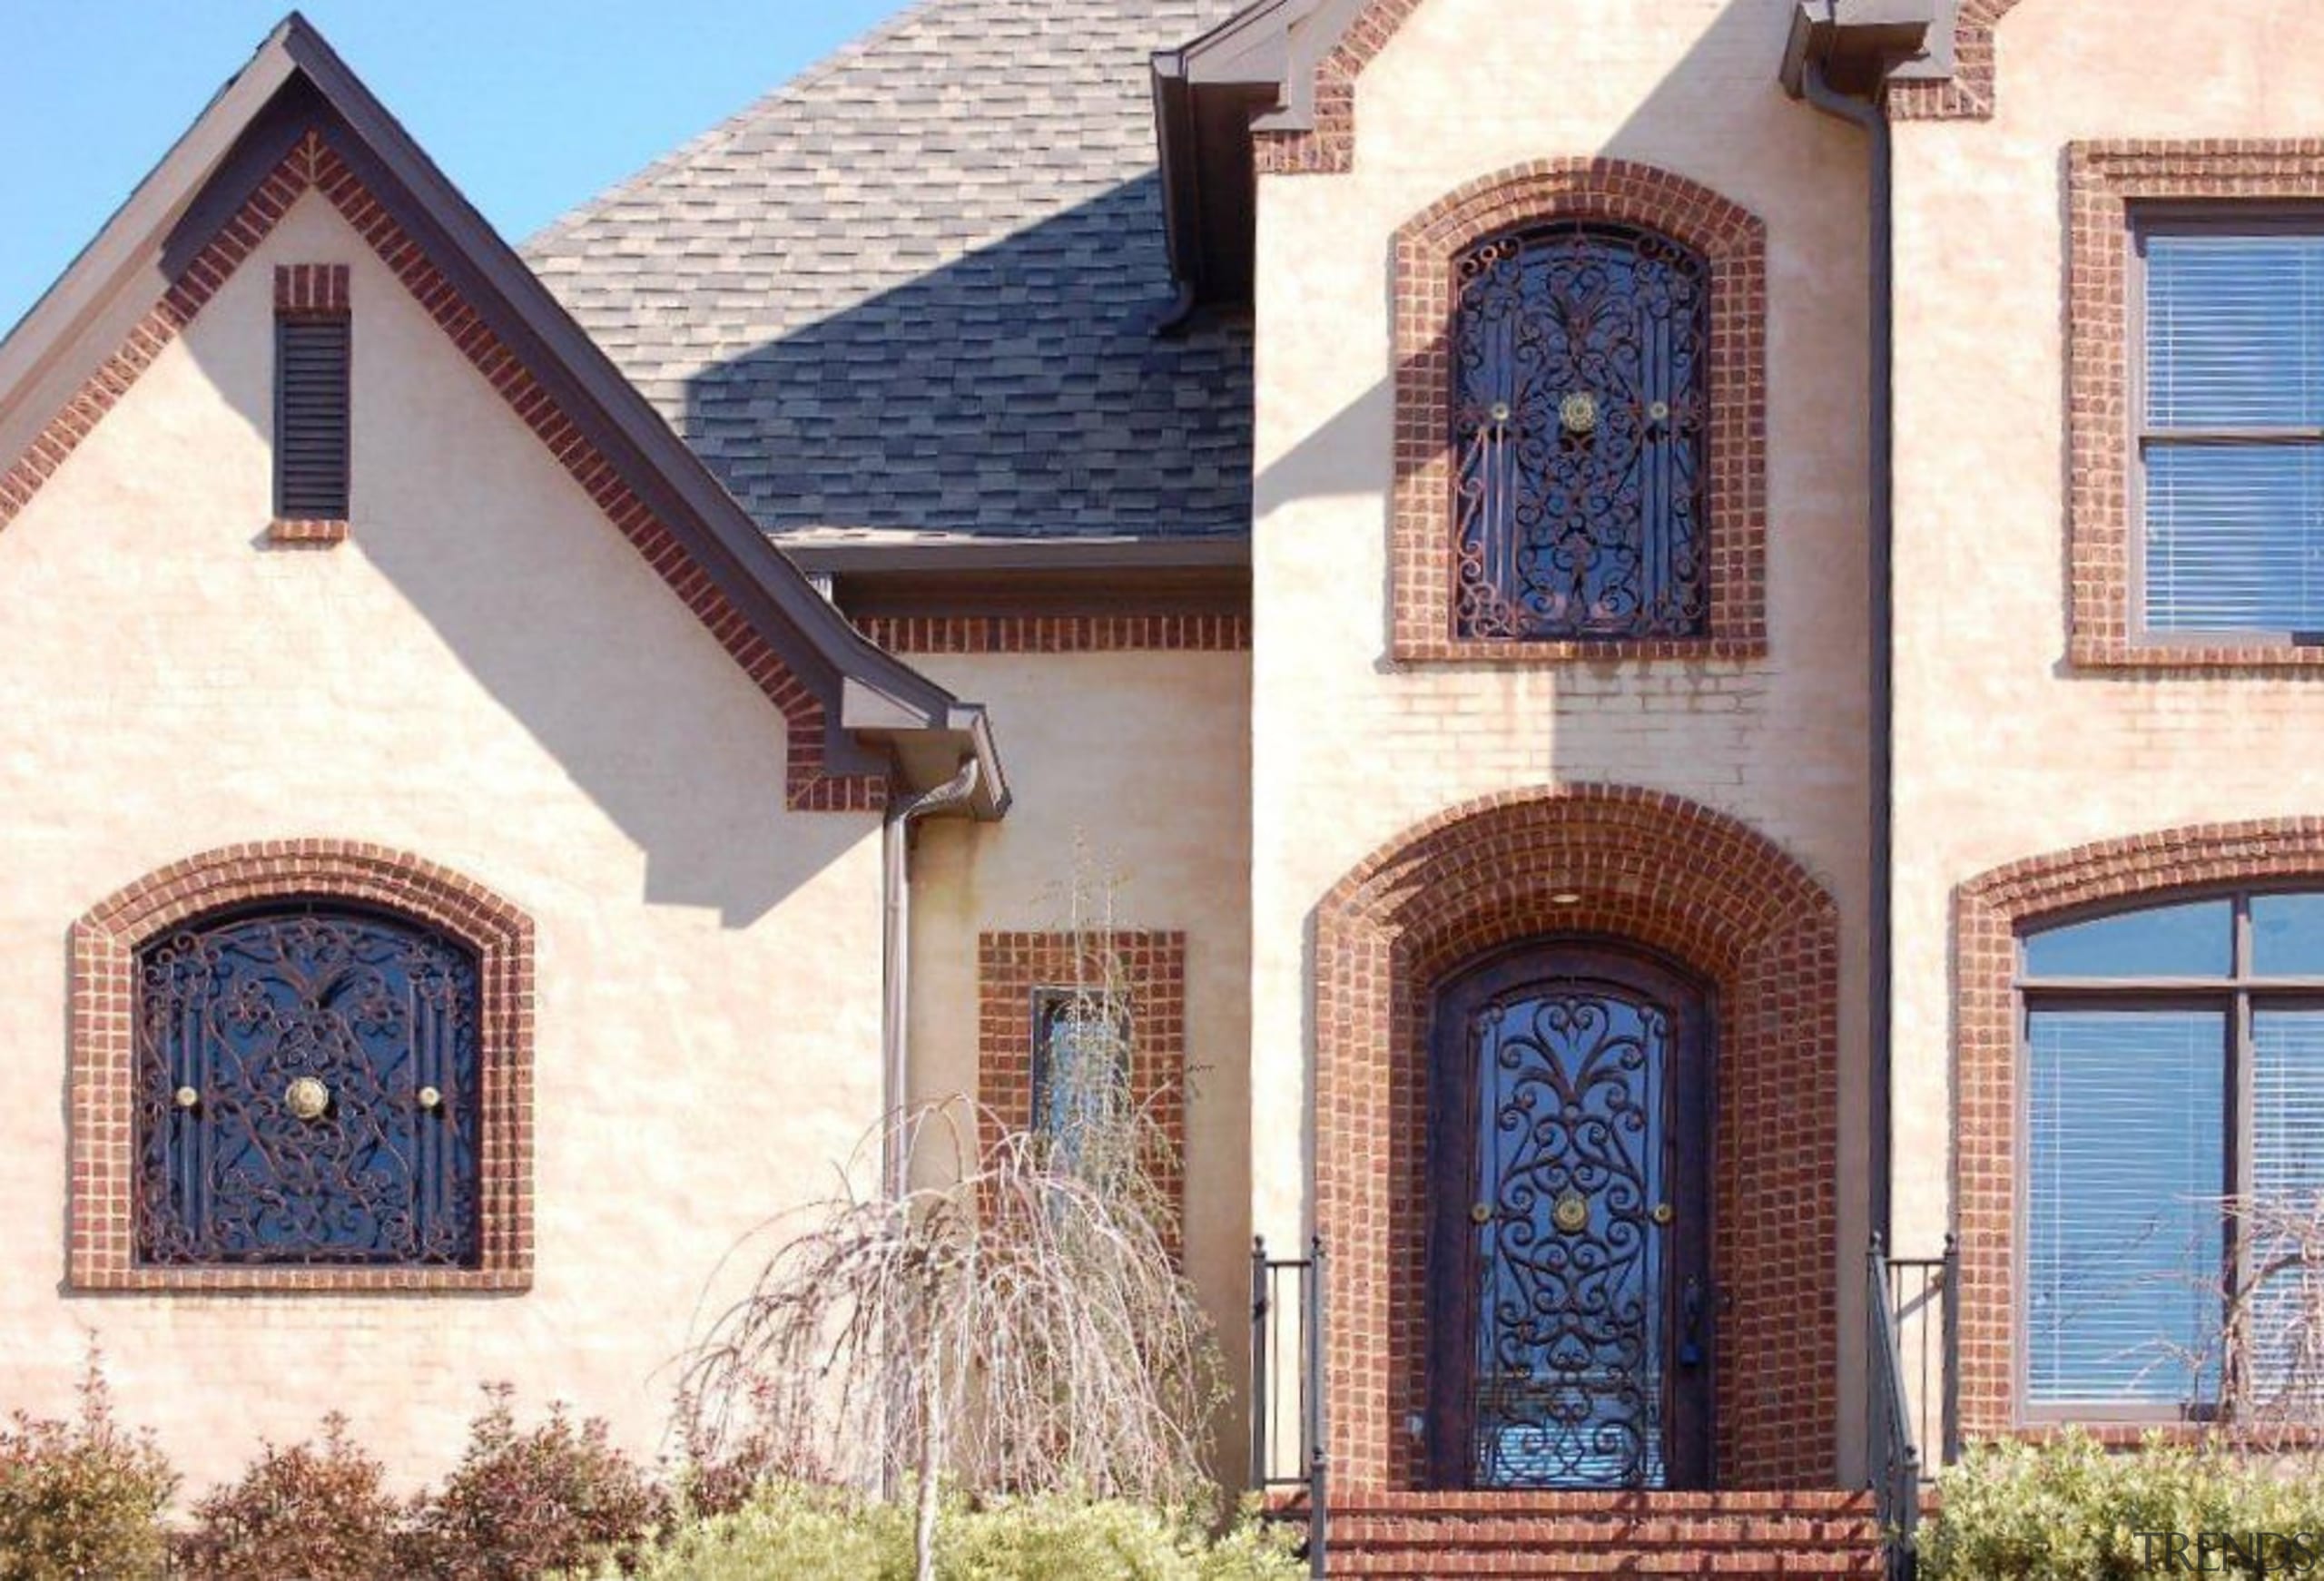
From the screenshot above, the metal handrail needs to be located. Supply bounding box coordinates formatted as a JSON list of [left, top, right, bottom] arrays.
[[1250, 1234, 1327, 1580], [1868, 1234, 1956, 1581]]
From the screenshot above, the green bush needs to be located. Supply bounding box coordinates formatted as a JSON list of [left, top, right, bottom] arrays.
[[580, 1481, 1304, 1581], [1923, 1430, 2324, 1580], [173, 1412, 403, 1580], [0, 1351, 177, 1581]]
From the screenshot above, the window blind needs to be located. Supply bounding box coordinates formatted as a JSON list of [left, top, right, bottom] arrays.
[[2027, 1007, 2224, 1406], [2143, 232, 2324, 633], [2247, 1009, 2324, 1407], [275, 315, 350, 520]]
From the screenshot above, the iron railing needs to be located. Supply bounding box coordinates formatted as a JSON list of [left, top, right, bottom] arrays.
[[1250, 1235, 1326, 1580], [1869, 1234, 1958, 1581]]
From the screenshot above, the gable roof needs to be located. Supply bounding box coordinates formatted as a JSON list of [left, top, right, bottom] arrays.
[[523, 0, 1253, 548], [0, 12, 1004, 817]]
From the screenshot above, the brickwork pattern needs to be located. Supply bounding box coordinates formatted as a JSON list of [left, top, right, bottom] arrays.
[[1389, 162, 1768, 664], [857, 614, 1249, 654], [2065, 141, 2324, 672], [68, 840, 536, 1292], [1314, 785, 1841, 1492], [0, 129, 881, 811], [1886, 0, 2025, 122], [977, 931, 1187, 1215], [1954, 819, 2324, 1438], [1251, 0, 1425, 174], [273, 262, 349, 317]]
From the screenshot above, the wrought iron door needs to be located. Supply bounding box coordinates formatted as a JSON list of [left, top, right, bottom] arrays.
[[1452, 221, 1708, 642], [1427, 943, 1714, 1489]]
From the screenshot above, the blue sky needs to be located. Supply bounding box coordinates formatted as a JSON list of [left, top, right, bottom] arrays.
[[0, 1, 921, 331]]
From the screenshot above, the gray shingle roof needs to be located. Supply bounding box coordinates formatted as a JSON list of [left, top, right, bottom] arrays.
[[524, 0, 1252, 545]]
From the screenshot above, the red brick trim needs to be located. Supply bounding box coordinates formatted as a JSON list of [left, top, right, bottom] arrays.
[[273, 263, 349, 317], [1314, 785, 1841, 1492], [1954, 819, 2324, 1438], [1390, 162, 1768, 664], [1886, 0, 2024, 122], [977, 930, 1187, 1214], [2065, 141, 2324, 671], [1252, 0, 1425, 175], [858, 614, 1249, 654], [68, 840, 536, 1292], [0, 129, 881, 812], [267, 516, 349, 546]]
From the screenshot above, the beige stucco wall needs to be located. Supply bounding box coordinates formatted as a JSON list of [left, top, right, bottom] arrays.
[[1890, 0, 2324, 1263], [1249, 0, 1876, 1475], [0, 194, 891, 1489], [903, 647, 1254, 1481]]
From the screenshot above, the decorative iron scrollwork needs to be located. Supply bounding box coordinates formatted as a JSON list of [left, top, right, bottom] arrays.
[[1452, 221, 1709, 643], [1468, 988, 1672, 1488], [134, 905, 481, 1267]]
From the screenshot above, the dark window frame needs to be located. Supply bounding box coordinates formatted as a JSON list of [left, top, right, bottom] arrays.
[[2015, 883, 2324, 1423], [2129, 204, 2324, 648]]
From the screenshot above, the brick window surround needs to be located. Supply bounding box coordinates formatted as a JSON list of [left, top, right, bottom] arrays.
[[69, 840, 535, 1292], [2066, 142, 2324, 671], [269, 263, 352, 547], [1314, 785, 1841, 1492], [1390, 161, 1768, 665], [1955, 820, 2324, 1441], [977, 931, 1187, 1212]]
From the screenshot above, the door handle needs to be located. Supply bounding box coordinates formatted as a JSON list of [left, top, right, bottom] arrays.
[[1679, 1276, 1705, 1369]]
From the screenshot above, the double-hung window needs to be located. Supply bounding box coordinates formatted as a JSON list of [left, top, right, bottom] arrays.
[[2021, 890, 2324, 1418], [2139, 218, 2324, 640]]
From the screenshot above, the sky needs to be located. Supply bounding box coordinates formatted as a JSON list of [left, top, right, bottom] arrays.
[[0, 0, 922, 333]]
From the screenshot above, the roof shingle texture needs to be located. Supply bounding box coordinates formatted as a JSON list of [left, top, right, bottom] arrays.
[[525, 0, 1252, 544]]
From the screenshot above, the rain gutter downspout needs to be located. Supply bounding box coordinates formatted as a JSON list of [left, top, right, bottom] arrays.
[[881, 759, 982, 1202], [1801, 58, 1896, 1247]]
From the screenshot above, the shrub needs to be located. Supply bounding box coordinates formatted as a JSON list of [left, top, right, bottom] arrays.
[[174, 1412, 402, 1580], [404, 1384, 669, 1580], [0, 1348, 177, 1581], [578, 1481, 1304, 1581], [1922, 1429, 2324, 1580]]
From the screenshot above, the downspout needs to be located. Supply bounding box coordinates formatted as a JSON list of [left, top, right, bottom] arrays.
[[1800, 60, 1896, 1248], [881, 758, 982, 1201]]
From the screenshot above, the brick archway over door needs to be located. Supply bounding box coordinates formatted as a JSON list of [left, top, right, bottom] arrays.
[[1314, 785, 1842, 1490]]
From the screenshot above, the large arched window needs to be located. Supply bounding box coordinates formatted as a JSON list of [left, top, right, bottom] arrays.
[[2018, 889, 2324, 1419], [136, 900, 482, 1268], [1452, 221, 1708, 643]]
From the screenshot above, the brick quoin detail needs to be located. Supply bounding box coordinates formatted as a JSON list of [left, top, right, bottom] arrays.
[[857, 614, 1249, 654], [2066, 142, 2324, 673], [977, 931, 1187, 1216], [68, 840, 536, 1293], [1886, 0, 2025, 123], [1955, 820, 2324, 1440], [0, 128, 881, 812], [1391, 162, 1768, 664], [1314, 785, 1841, 1493]]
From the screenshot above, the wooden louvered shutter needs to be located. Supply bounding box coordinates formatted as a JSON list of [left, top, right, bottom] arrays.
[[274, 314, 350, 519]]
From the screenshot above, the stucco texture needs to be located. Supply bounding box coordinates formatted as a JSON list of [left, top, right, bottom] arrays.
[[1888, 0, 2324, 1264], [1247, 0, 1876, 1476], [0, 194, 887, 1488]]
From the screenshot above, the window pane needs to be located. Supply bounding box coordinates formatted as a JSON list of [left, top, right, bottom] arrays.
[[2023, 899, 2233, 979], [2144, 444, 2324, 633], [1031, 992, 1128, 1166], [2027, 1008, 2225, 1408], [2246, 1010, 2324, 1409], [2252, 893, 2324, 977], [2146, 232, 2324, 430]]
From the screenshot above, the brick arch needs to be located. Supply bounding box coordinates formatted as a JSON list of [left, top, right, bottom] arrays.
[[67, 839, 535, 1291], [1315, 785, 1840, 1490], [1955, 818, 2324, 1438], [1390, 159, 1768, 663]]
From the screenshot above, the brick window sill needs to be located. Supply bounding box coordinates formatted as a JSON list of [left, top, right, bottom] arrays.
[[1393, 635, 1768, 665], [268, 516, 349, 546], [2072, 636, 2324, 672], [73, 1265, 531, 1294]]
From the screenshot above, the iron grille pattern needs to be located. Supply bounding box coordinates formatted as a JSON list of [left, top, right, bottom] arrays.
[[1452, 221, 1709, 642], [1471, 990, 1669, 1488], [135, 905, 481, 1266]]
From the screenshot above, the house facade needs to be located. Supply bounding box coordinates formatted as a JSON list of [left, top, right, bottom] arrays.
[[6, 0, 2324, 1572]]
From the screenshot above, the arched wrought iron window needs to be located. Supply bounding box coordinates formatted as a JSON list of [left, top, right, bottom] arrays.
[[1452, 221, 1709, 643], [2018, 889, 2324, 1419], [135, 899, 482, 1268]]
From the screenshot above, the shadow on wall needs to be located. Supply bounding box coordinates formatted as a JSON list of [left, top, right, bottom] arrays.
[[679, 174, 1253, 540]]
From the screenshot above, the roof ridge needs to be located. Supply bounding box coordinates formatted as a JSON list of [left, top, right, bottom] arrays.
[[526, 0, 955, 250]]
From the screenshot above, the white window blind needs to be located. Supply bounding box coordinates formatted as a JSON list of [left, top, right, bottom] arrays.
[[2246, 1009, 2324, 1408], [2026, 1007, 2224, 1407], [2143, 231, 2324, 634]]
